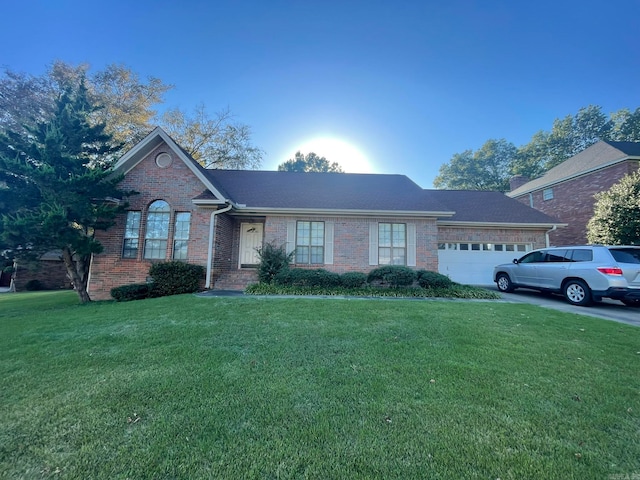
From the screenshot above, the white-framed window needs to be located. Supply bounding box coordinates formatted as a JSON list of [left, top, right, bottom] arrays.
[[543, 188, 554, 201], [144, 200, 170, 259], [296, 221, 325, 264], [122, 211, 141, 259], [173, 212, 191, 260], [438, 242, 529, 252], [378, 223, 406, 265]]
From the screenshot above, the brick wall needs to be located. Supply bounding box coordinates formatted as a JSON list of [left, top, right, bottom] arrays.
[[88, 142, 217, 300], [513, 160, 639, 245]]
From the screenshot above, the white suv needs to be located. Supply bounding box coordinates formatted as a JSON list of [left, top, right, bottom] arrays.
[[493, 245, 640, 307]]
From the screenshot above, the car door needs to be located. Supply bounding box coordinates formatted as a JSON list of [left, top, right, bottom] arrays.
[[511, 250, 546, 287], [535, 249, 570, 289]]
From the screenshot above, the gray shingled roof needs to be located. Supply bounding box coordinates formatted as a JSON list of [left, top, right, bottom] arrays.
[[509, 140, 640, 197], [200, 169, 453, 212], [427, 190, 561, 224]]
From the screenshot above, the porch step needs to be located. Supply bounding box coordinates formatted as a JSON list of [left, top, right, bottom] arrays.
[[213, 270, 258, 291]]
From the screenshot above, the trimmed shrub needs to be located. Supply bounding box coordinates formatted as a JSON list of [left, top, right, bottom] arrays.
[[275, 268, 341, 288], [256, 242, 294, 284], [111, 283, 151, 302], [24, 279, 45, 291], [148, 261, 205, 297], [366, 265, 416, 287], [340, 271, 367, 288], [417, 270, 455, 289]]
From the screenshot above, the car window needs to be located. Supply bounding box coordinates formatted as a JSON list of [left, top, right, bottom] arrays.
[[609, 248, 640, 264], [518, 251, 545, 263], [545, 249, 569, 262], [570, 249, 593, 262]]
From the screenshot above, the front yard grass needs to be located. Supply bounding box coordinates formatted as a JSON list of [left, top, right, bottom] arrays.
[[1, 291, 639, 479]]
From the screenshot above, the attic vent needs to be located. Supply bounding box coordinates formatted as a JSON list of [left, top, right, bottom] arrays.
[[155, 152, 172, 168]]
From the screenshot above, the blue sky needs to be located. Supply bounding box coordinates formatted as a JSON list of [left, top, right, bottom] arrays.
[[2, 0, 639, 187]]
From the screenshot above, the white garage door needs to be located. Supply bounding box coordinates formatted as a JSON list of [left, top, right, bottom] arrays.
[[438, 242, 530, 285]]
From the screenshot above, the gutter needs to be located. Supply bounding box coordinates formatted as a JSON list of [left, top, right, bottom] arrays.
[[545, 225, 558, 247], [205, 204, 233, 288]]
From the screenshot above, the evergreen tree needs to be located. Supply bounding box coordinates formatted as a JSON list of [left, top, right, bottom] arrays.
[[0, 79, 135, 303]]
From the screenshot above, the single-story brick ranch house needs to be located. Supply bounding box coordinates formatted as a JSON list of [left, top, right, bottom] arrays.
[[87, 128, 563, 300], [508, 140, 640, 246]]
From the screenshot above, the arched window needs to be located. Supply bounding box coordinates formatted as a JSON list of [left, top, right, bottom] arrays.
[[144, 200, 170, 259]]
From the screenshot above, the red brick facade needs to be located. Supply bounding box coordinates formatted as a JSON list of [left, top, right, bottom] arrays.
[[512, 161, 639, 246], [87, 137, 552, 300]]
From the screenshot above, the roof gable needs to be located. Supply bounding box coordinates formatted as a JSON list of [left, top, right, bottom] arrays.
[[509, 140, 640, 197], [113, 127, 228, 204]]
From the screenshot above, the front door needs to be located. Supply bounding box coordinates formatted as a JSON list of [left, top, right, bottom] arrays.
[[239, 223, 263, 268]]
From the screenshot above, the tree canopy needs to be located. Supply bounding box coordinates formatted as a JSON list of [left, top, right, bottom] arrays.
[[0, 78, 135, 303], [0, 61, 263, 168], [586, 171, 640, 245], [435, 105, 640, 192], [278, 151, 344, 173]]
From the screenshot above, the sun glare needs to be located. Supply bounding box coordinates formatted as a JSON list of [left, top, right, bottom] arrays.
[[290, 137, 372, 173]]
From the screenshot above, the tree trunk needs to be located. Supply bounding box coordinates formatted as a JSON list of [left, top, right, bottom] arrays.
[[61, 247, 92, 304]]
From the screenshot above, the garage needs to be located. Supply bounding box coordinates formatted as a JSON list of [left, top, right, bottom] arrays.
[[438, 242, 531, 285]]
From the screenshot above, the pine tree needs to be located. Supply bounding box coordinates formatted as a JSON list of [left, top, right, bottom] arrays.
[[0, 78, 135, 302]]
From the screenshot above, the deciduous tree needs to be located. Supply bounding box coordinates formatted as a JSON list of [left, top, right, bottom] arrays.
[[0, 79, 135, 303], [278, 151, 344, 173], [586, 171, 640, 245]]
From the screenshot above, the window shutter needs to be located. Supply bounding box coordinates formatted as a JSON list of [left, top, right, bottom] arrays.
[[286, 221, 296, 255], [407, 223, 416, 267], [324, 221, 334, 265], [369, 222, 378, 265]]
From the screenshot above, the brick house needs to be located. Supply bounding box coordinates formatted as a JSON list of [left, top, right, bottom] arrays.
[[87, 128, 562, 300], [508, 141, 640, 246]]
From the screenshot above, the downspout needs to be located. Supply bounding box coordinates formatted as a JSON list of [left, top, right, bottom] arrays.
[[205, 204, 233, 289], [545, 225, 557, 248]]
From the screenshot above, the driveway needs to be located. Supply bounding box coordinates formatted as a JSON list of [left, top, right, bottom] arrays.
[[490, 286, 640, 327]]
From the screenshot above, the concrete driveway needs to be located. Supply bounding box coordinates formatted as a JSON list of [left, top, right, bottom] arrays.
[[489, 286, 640, 327]]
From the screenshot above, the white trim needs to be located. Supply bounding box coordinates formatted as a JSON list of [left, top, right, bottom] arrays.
[[437, 221, 566, 229], [324, 221, 334, 265], [286, 221, 296, 255], [231, 206, 454, 218], [369, 223, 378, 265], [407, 223, 416, 267]]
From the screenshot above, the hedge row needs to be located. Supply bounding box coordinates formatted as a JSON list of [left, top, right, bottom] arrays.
[[110, 261, 205, 302]]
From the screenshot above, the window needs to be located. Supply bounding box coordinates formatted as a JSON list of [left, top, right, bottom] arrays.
[[543, 188, 554, 201], [122, 211, 141, 258], [296, 221, 324, 264], [144, 200, 170, 259], [379, 223, 406, 265], [173, 212, 191, 260]]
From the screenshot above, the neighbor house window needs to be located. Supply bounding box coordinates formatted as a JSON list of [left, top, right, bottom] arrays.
[[144, 200, 170, 259], [173, 212, 191, 260], [543, 188, 554, 201], [379, 223, 406, 265], [122, 211, 141, 259], [296, 221, 324, 264]]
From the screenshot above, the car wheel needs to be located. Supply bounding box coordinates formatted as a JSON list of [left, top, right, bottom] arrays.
[[563, 279, 592, 306], [496, 273, 514, 293], [621, 298, 640, 307]]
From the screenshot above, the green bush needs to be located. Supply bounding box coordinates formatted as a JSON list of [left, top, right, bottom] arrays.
[[417, 270, 455, 289], [24, 279, 45, 291], [148, 261, 205, 297], [340, 272, 367, 288], [256, 243, 294, 284], [275, 268, 342, 287], [111, 283, 151, 302], [366, 265, 416, 287]]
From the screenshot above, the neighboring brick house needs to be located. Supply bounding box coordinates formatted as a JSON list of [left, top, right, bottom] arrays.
[[508, 141, 640, 246], [87, 128, 562, 300]]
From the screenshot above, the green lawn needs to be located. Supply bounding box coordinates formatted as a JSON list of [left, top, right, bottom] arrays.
[[1, 291, 639, 479]]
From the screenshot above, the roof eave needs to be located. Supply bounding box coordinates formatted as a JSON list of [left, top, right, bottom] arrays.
[[437, 220, 568, 228], [230, 207, 456, 218]]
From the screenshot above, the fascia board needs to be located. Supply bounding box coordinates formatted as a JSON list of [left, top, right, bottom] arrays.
[[437, 220, 568, 229], [507, 156, 639, 198], [230, 207, 456, 218]]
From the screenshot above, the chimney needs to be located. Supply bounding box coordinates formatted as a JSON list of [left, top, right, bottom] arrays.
[[509, 175, 529, 192]]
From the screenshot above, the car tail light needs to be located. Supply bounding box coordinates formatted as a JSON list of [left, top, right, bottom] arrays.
[[597, 267, 623, 276]]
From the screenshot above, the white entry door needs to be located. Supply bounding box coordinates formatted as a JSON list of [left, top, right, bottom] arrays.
[[239, 223, 263, 268]]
